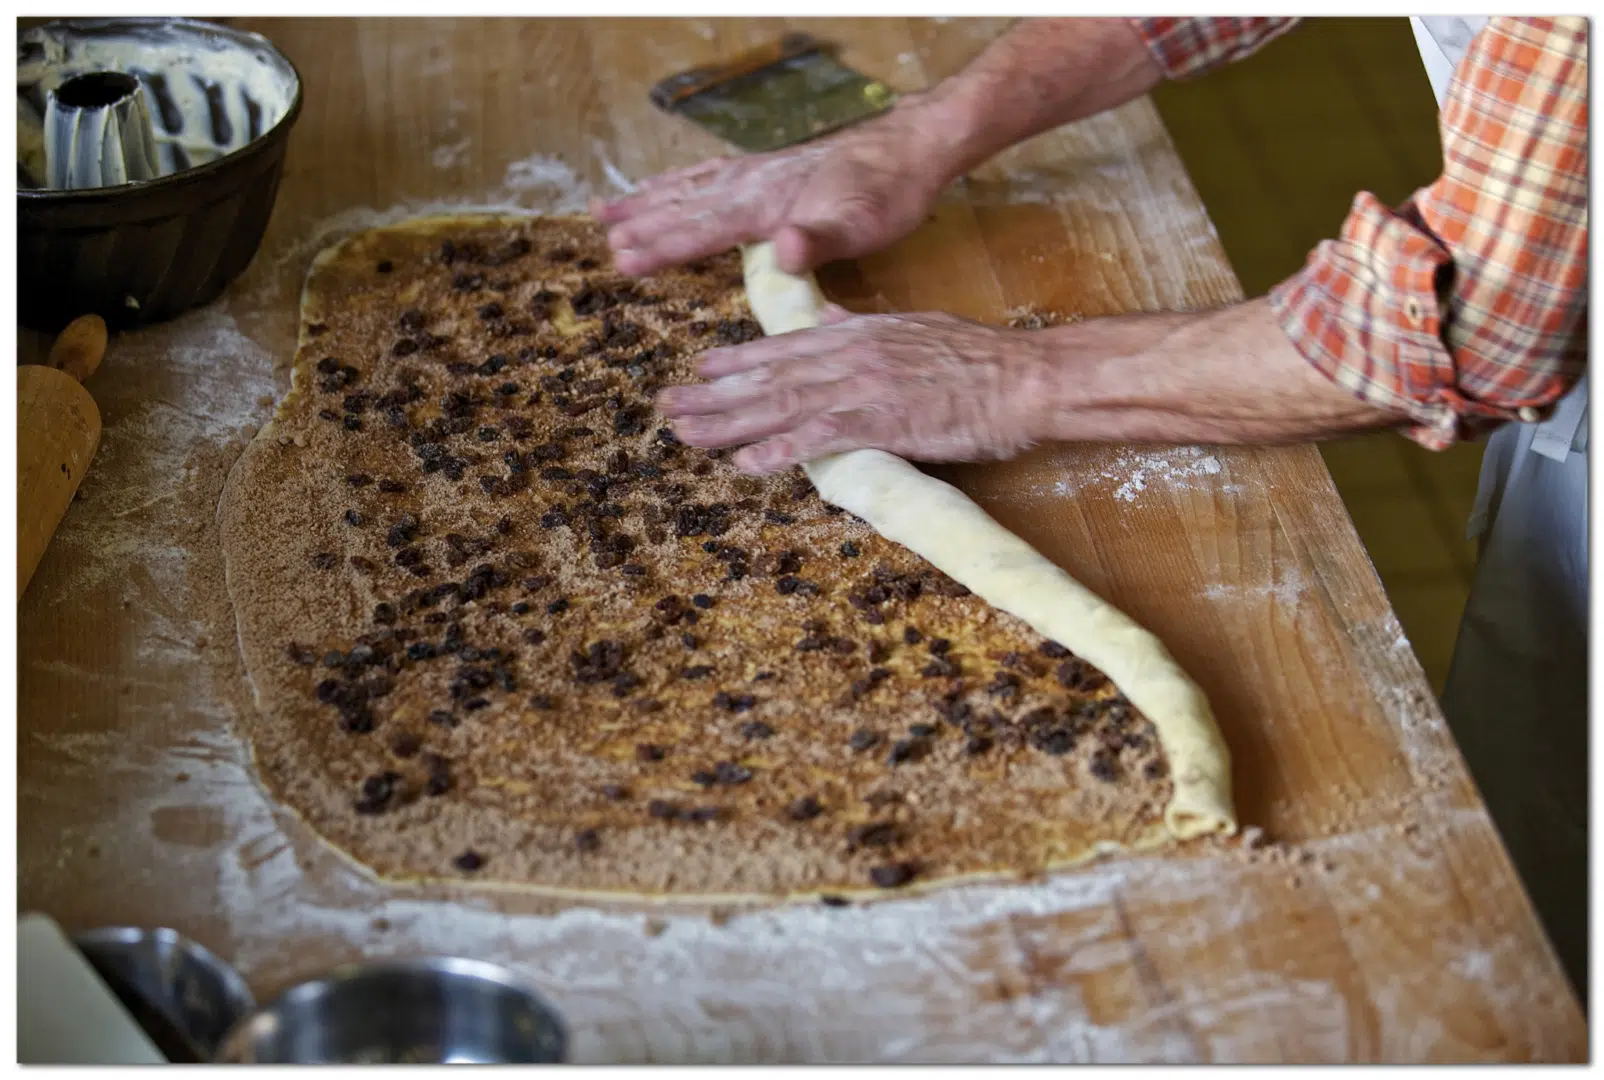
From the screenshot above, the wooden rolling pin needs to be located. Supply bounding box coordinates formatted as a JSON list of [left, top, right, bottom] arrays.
[[20, 314, 107, 597]]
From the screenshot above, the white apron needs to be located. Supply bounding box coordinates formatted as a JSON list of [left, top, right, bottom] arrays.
[[1417, 16, 1589, 995]]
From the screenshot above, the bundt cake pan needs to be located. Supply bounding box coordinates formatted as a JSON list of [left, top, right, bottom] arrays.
[[18, 18, 303, 331]]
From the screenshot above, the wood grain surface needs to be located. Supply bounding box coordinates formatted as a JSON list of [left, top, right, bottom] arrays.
[[16, 18, 1585, 1063]]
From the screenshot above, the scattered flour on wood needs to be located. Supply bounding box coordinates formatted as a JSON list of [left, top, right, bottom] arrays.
[[431, 134, 472, 170], [37, 307, 276, 612], [1202, 564, 1307, 608], [590, 137, 637, 195], [501, 151, 590, 202], [1002, 446, 1234, 504], [1110, 447, 1224, 502], [241, 152, 595, 312]]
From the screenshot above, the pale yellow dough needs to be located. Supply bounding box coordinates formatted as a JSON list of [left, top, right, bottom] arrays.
[[739, 242, 1236, 840]]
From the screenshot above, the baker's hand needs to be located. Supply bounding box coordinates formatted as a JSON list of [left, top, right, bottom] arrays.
[[592, 98, 958, 278], [655, 307, 1053, 474]]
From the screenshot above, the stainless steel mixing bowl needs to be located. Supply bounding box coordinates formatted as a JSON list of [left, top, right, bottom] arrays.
[[215, 957, 568, 1064], [72, 926, 257, 1063]]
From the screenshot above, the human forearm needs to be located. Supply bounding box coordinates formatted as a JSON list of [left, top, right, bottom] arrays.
[[657, 297, 1403, 474], [1028, 298, 1403, 446], [919, 19, 1164, 183]]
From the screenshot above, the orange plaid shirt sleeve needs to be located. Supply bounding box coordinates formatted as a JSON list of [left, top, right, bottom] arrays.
[[1133, 17, 1589, 449]]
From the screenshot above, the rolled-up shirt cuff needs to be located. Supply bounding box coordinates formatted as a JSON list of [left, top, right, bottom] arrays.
[[1268, 192, 1528, 450], [1131, 17, 1302, 80]]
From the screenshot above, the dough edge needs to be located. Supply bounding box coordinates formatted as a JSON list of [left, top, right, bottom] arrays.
[[739, 241, 1236, 841]]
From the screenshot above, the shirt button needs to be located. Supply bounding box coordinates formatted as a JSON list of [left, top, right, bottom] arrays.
[[1404, 298, 1424, 324], [1518, 406, 1542, 422]]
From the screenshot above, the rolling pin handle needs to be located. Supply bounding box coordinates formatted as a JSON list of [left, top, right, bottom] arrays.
[[47, 313, 108, 384]]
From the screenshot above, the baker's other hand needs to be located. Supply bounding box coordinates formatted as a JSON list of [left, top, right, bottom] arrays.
[[591, 96, 960, 279], [655, 307, 1054, 474]]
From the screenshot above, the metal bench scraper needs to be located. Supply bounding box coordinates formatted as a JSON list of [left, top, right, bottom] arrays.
[[649, 32, 896, 153]]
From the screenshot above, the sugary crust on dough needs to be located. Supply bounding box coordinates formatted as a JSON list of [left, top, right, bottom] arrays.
[[218, 214, 1190, 906]]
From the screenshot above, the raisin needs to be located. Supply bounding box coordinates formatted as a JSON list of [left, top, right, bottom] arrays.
[[353, 771, 401, 815], [714, 761, 752, 785], [846, 822, 899, 851], [849, 729, 880, 753], [787, 796, 824, 821], [1033, 728, 1076, 756], [886, 737, 930, 766], [423, 753, 453, 796], [1057, 659, 1108, 692], [1089, 752, 1119, 783], [869, 862, 917, 889]]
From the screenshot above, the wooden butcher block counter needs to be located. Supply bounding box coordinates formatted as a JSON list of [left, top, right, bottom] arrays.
[[17, 18, 1584, 1063]]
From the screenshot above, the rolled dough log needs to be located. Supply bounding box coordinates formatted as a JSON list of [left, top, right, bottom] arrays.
[[740, 242, 1235, 840]]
